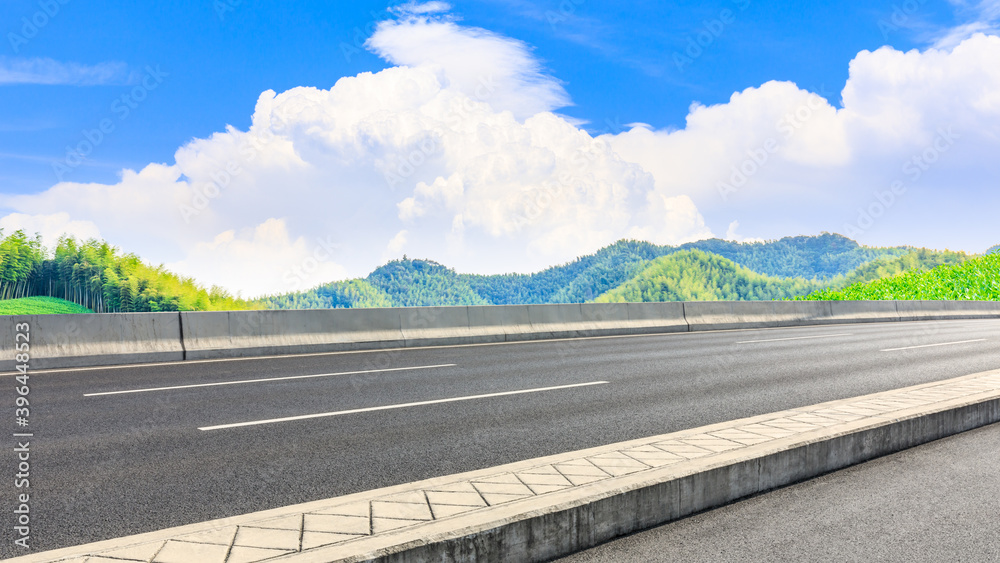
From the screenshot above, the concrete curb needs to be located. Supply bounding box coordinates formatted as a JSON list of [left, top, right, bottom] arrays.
[[10, 369, 1000, 563], [2, 301, 998, 370]]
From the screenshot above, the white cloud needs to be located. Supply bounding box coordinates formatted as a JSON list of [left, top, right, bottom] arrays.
[[0, 57, 129, 86], [607, 34, 1000, 252], [934, 1, 1000, 49], [390, 2, 452, 16], [166, 219, 347, 297], [724, 220, 764, 244], [365, 10, 570, 119], [0, 212, 102, 245]]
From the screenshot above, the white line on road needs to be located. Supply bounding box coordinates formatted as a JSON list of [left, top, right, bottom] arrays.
[[198, 381, 610, 431], [84, 364, 457, 397], [737, 333, 852, 344], [880, 339, 987, 352]]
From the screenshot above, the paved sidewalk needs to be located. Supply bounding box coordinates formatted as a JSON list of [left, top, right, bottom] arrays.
[[11, 369, 1000, 563]]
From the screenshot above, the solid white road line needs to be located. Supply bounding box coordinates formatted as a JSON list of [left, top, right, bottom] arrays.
[[198, 381, 610, 431], [880, 339, 987, 352], [737, 333, 852, 344], [84, 364, 457, 397]]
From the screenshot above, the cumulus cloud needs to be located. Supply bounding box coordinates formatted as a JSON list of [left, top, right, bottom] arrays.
[[607, 33, 1000, 252], [0, 212, 102, 245], [365, 8, 570, 119], [724, 220, 764, 244], [165, 219, 346, 297]]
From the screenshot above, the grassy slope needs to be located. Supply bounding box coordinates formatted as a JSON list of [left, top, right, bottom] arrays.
[[0, 296, 94, 315], [801, 254, 1000, 300]]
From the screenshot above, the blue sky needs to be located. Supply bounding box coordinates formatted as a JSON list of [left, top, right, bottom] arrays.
[[0, 0, 958, 189], [1, 0, 999, 295]]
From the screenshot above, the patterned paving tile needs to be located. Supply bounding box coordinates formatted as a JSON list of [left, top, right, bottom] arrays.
[[737, 423, 798, 438], [174, 526, 238, 546], [680, 434, 744, 452], [785, 414, 841, 427], [97, 541, 165, 561], [370, 501, 432, 521], [651, 440, 714, 459], [299, 531, 362, 551], [310, 501, 370, 517], [429, 503, 481, 518], [152, 540, 230, 563], [708, 428, 774, 446], [587, 453, 651, 476], [425, 490, 488, 507], [303, 514, 370, 535], [233, 527, 301, 551], [226, 545, 293, 563], [470, 480, 535, 497], [620, 447, 686, 467], [371, 518, 423, 534]]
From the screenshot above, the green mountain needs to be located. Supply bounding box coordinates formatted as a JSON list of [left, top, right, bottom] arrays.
[[264, 234, 974, 308], [460, 233, 915, 305], [593, 250, 825, 302], [260, 279, 393, 309], [5, 228, 980, 314], [260, 258, 488, 309], [801, 254, 1000, 301]]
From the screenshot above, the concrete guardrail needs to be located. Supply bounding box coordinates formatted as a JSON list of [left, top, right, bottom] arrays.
[[1, 301, 998, 370]]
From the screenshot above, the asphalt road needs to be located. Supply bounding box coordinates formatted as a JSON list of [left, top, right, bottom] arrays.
[[558, 419, 1000, 563], [2, 319, 1000, 558]]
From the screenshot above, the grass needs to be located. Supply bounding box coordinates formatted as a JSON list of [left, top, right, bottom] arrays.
[[801, 254, 1000, 301], [0, 296, 94, 315]]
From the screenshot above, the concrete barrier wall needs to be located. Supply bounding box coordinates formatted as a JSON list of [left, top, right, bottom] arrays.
[[2, 300, 999, 369], [897, 300, 1000, 321], [181, 309, 407, 360], [625, 302, 688, 334], [828, 300, 901, 323], [0, 312, 183, 371]]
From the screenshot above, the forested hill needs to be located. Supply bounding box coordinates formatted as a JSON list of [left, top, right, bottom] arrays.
[[261, 234, 974, 308], [0, 230, 250, 313], [593, 250, 827, 302], [2, 228, 978, 314]]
